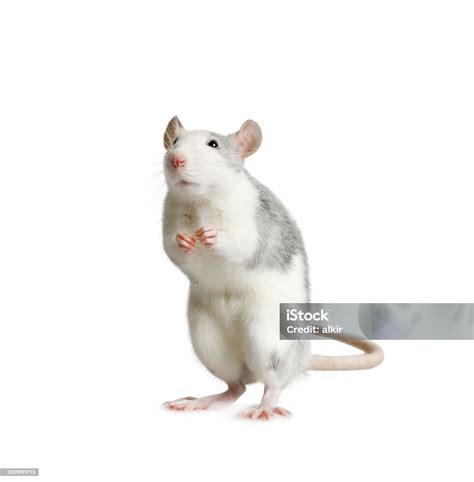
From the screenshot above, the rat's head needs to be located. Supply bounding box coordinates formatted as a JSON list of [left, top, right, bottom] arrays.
[[163, 116, 262, 198]]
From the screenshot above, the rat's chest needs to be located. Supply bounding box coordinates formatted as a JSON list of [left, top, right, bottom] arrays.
[[179, 202, 257, 288], [180, 203, 222, 234]]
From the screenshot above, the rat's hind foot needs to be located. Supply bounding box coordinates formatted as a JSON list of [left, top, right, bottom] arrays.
[[164, 396, 220, 411], [239, 384, 290, 421], [239, 406, 291, 421], [164, 384, 245, 412]]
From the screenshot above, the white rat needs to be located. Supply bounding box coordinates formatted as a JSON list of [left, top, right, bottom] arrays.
[[161, 116, 383, 420]]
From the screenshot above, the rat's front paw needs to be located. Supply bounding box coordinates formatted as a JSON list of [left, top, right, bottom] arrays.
[[176, 232, 196, 253], [195, 225, 217, 247]]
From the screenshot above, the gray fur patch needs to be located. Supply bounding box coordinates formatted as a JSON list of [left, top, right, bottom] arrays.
[[240, 363, 255, 385], [245, 172, 310, 299], [205, 131, 243, 173], [268, 352, 281, 371]]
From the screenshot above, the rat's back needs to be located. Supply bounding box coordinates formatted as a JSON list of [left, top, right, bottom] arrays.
[[243, 172, 310, 300]]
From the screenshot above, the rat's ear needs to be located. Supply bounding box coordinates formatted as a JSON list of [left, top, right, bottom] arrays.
[[233, 120, 262, 160], [164, 116, 185, 149]]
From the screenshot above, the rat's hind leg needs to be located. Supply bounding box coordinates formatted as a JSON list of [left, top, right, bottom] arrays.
[[164, 383, 246, 411], [238, 309, 309, 420], [239, 349, 304, 420], [164, 298, 246, 412]]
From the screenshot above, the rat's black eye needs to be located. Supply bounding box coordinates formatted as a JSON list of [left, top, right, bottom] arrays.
[[207, 140, 218, 148], [172, 137, 179, 146]]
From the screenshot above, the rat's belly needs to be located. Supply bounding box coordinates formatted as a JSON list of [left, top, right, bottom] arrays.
[[183, 246, 247, 289], [186, 255, 310, 384], [187, 251, 308, 309]]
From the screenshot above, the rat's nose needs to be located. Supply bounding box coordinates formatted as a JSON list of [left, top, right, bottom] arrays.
[[171, 154, 186, 168]]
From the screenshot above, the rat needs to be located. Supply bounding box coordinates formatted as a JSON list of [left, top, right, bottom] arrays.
[[161, 116, 384, 420]]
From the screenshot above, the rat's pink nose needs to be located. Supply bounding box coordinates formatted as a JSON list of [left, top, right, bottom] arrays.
[[172, 155, 185, 168]]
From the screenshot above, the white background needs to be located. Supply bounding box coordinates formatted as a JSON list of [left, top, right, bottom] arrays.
[[0, 1, 473, 481]]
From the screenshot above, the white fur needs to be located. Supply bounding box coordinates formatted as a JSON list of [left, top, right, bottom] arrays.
[[162, 119, 383, 419], [163, 145, 309, 387]]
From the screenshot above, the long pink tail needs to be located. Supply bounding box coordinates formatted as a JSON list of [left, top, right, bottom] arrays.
[[308, 333, 384, 371]]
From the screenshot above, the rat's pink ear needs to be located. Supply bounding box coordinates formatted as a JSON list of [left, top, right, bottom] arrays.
[[164, 116, 185, 149], [234, 120, 262, 160]]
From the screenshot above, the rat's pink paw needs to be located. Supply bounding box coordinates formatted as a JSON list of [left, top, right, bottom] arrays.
[[176, 232, 196, 253], [239, 406, 291, 421], [195, 226, 217, 247], [163, 395, 224, 411], [272, 407, 292, 417], [163, 397, 203, 411]]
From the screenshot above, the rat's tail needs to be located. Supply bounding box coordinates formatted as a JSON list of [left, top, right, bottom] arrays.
[[308, 333, 384, 371]]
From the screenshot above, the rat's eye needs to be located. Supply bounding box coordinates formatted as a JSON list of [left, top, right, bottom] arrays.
[[172, 137, 179, 146], [207, 140, 218, 148]]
